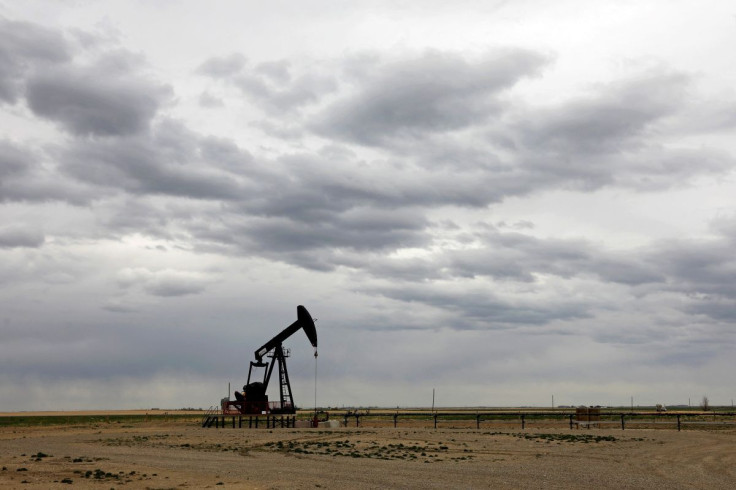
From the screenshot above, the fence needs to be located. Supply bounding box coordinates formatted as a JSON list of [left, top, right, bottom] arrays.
[[199, 409, 736, 431], [336, 410, 736, 431]]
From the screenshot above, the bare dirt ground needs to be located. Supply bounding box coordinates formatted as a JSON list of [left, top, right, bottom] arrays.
[[0, 411, 202, 417], [1, 417, 735, 489]]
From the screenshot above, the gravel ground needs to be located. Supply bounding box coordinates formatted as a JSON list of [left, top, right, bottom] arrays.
[[1, 420, 735, 489]]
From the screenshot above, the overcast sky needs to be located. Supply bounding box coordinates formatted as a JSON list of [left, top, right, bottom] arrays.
[[1, 1, 735, 411]]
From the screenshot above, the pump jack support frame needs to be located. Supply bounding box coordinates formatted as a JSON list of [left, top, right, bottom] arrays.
[[247, 344, 295, 414]]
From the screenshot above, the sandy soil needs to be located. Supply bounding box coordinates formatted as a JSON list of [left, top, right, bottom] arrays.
[[1, 418, 735, 489]]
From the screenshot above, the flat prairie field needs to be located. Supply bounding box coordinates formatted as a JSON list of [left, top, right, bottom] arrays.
[[1, 415, 735, 489]]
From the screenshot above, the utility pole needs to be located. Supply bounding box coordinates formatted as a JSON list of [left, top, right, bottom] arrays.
[[432, 388, 435, 413], [551, 395, 554, 408]]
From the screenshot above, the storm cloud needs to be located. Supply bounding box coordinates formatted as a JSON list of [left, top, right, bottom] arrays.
[[313, 49, 549, 146], [26, 65, 169, 137], [0, 225, 45, 249], [0, 16, 70, 102], [1, 2, 735, 411]]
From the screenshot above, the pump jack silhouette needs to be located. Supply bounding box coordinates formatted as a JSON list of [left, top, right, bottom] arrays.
[[228, 305, 317, 414]]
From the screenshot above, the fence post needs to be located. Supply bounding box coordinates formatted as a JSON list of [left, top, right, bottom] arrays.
[[521, 414, 525, 430], [569, 414, 573, 430], [620, 414, 625, 430], [476, 414, 480, 430], [434, 414, 438, 429], [677, 414, 681, 431], [393, 414, 398, 428]]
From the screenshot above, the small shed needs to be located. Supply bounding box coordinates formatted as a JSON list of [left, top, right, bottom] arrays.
[[575, 406, 601, 428]]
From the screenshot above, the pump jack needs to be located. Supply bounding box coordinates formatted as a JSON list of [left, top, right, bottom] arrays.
[[224, 305, 317, 415]]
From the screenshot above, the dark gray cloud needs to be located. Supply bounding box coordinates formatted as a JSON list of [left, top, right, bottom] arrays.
[[0, 139, 97, 204], [687, 301, 736, 323], [309, 221, 664, 288], [0, 226, 45, 249], [0, 18, 170, 136], [509, 70, 734, 192], [0, 139, 32, 180], [47, 110, 725, 292], [198, 135, 256, 170], [59, 120, 250, 199], [469, 228, 665, 286], [372, 285, 592, 329], [187, 204, 431, 272], [0, 16, 70, 103], [97, 197, 178, 239], [518, 71, 688, 155], [313, 49, 549, 146], [652, 239, 736, 302], [17, 46, 729, 311], [249, 208, 428, 253], [98, 53, 732, 248], [247, 151, 515, 216], [26, 57, 171, 137], [361, 226, 735, 327]]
